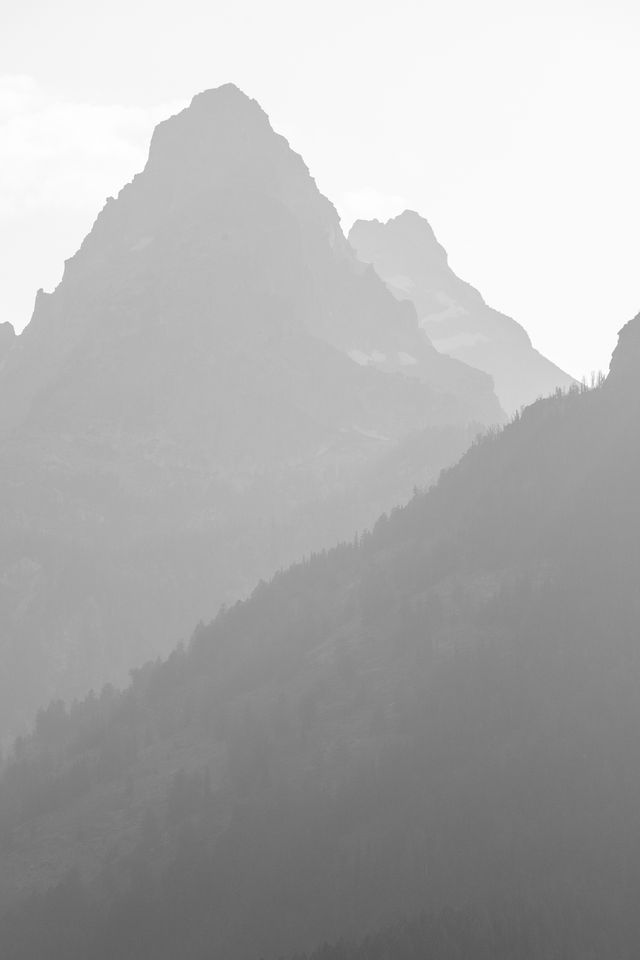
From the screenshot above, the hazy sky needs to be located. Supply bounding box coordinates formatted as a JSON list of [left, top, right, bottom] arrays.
[[1, 0, 639, 378]]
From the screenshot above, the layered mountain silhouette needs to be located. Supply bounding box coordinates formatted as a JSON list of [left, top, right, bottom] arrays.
[[0, 85, 504, 736], [349, 211, 575, 413], [0, 312, 638, 959]]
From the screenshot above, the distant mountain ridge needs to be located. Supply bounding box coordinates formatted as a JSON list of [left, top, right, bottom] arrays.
[[0, 85, 503, 736], [349, 211, 575, 413]]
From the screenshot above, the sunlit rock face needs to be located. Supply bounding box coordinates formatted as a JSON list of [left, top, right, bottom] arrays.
[[349, 210, 575, 414], [0, 85, 503, 736]]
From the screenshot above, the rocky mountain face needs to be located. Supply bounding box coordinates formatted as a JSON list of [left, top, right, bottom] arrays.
[[349, 211, 575, 413], [0, 313, 638, 960], [0, 86, 503, 737]]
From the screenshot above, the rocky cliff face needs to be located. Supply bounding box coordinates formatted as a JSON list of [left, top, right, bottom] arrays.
[[349, 211, 575, 413], [0, 86, 503, 736]]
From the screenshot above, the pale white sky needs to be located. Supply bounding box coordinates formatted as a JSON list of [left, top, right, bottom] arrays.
[[1, 0, 639, 378]]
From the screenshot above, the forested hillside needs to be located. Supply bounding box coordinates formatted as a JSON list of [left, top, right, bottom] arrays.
[[286, 904, 624, 960], [0, 314, 638, 959]]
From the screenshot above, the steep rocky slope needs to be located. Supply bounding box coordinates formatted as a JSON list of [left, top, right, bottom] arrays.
[[349, 211, 575, 413]]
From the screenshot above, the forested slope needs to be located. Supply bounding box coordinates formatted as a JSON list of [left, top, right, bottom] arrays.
[[0, 315, 638, 958]]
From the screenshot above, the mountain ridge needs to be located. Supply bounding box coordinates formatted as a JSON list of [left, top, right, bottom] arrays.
[[349, 210, 575, 413]]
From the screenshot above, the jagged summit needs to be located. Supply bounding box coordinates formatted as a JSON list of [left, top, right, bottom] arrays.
[[0, 84, 501, 441], [191, 81, 257, 105], [0, 86, 502, 735], [187, 82, 267, 118], [349, 211, 575, 413], [146, 82, 298, 176], [354, 210, 450, 270]]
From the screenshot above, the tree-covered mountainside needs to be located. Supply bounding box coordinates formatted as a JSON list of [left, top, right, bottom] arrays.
[[287, 904, 624, 960], [0, 312, 637, 958], [349, 212, 575, 414], [0, 85, 503, 739]]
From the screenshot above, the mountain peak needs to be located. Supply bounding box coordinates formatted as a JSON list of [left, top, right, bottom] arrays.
[[184, 83, 270, 127], [349, 213, 575, 413], [16, 86, 497, 412], [0, 84, 505, 736], [146, 82, 277, 170], [189, 82, 259, 109], [350, 210, 449, 272]]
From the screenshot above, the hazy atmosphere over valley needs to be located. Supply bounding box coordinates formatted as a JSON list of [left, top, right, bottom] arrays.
[[0, 2, 639, 958]]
